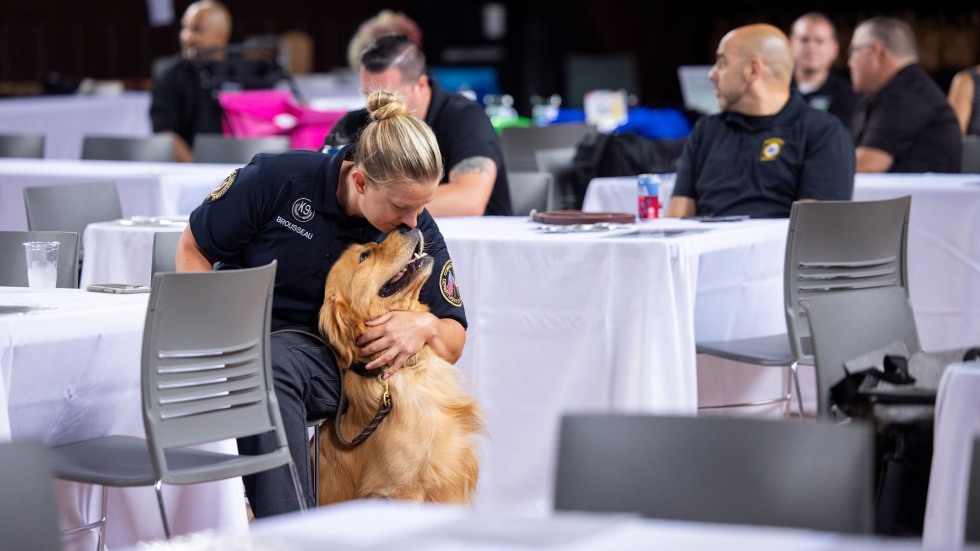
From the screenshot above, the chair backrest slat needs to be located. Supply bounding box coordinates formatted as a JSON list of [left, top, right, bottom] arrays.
[[500, 124, 595, 172], [0, 133, 45, 158], [554, 413, 875, 534], [506, 171, 553, 215], [81, 135, 174, 162], [191, 133, 290, 164], [151, 231, 181, 275]]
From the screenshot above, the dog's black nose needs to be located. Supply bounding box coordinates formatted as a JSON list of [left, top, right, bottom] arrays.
[[397, 224, 412, 234]]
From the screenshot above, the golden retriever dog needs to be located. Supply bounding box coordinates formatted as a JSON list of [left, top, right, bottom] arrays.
[[315, 227, 484, 505]]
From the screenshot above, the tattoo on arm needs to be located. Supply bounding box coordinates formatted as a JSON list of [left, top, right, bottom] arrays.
[[449, 156, 493, 179]]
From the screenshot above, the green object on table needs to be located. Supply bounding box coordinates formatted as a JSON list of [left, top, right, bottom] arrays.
[[491, 116, 532, 134]]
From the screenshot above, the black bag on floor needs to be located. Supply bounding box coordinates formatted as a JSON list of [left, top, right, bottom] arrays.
[[831, 344, 980, 536]]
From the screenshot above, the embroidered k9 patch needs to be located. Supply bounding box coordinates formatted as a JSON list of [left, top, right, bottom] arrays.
[[206, 169, 239, 202], [439, 260, 463, 307]]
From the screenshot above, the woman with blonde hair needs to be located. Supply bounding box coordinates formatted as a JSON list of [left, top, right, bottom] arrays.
[[176, 90, 467, 518]]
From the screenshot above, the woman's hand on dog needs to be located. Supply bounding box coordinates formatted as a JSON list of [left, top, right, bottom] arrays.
[[357, 311, 438, 378]]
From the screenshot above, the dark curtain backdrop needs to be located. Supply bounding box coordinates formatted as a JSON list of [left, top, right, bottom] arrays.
[[1, 0, 977, 113]]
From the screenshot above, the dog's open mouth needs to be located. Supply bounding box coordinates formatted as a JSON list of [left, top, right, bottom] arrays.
[[379, 239, 432, 297]]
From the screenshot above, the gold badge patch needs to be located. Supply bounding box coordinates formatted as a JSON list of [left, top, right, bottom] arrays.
[[760, 138, 784, 162], [439, 260, 463, 307], [206, 169, 239, 202]]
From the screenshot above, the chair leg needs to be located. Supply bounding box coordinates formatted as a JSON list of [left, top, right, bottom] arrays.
[[308, 417, 325, 507], [286, 459, 308, 512], [790, 361, 805, 419], [312, 423, 320, 506], [97, 484, 107, 551], [60, 484, 108, 551], [153, 479, 172, 538]]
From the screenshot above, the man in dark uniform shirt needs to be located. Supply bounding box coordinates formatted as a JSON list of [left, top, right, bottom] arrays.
[[848, 16, 962, 173], [150, 0, 230, 162], [668, 23, 854, 219], [324, 34, 512, 216], [789, 12, 859, 127]]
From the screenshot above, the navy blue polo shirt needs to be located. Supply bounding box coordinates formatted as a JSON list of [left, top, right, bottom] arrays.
[[673, 92, 855, 218], [188, 146, 467, 332]]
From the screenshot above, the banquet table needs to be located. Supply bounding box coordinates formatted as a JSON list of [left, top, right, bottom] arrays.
[[0, 158, 239, 231], [82, 215, 789, 515], [0, 287, 247, 550], [923, 360, 980, 550], [81, 220, 187, 287], [121, 499, 939, 551], [0, 92, 152, 159], [438, 216, 787, 514], [582, 173, 980, 352]]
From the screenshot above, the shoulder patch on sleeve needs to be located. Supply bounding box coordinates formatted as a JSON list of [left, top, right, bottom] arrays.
[[206, 169, 239, 202], [439, 260, 463, 307]]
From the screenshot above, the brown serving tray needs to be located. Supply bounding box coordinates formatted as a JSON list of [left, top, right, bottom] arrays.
[[531, 210, 635, 225]]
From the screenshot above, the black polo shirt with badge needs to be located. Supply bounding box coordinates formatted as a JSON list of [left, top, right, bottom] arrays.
[[673, 92, 855, 218], [188, 146, 466, 332], [323, 78, 512, 216]]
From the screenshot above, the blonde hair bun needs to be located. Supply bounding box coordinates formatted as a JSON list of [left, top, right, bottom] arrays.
[[355, 89, 442, 189], [367, 90, 410, 121]]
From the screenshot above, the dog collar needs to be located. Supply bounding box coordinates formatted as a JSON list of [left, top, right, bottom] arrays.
[[349, 353, 419, 378], [350, 363, 384, 378]]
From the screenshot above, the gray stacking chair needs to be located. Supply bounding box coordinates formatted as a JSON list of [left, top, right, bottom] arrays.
[[696, 196, 912, 418], [507, 171, 553, 216], [0, 440, 63, 551], [191, 133, 290, 164], [534, 146, 579, 210], [968, 437, 980, 543], [800, 286, 923, 418], [0, 133, 45, 158], [150, 231, 182, 276], [962, 136, 980, 174], [554, 413, 874, 534], [23, 182, 123, 262], [499, 124, 595, 172], [49, 261, 305, 545], [0, 230, 80, 288], [81, 135, 174, 162]]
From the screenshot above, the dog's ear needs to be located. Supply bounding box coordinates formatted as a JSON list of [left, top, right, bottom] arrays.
[[320, 291, 358, 368]]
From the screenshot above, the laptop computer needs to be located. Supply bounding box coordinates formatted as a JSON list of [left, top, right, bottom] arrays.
[[677, 65, 720, 115]]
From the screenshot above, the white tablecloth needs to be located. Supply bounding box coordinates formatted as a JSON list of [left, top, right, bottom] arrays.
[[923, 361, 980, 550], [0, 287, 247, 550], [0, 158, 239, 231], [438, 216, 787, 514], [81, 221, 186, 287], [81, 215, 789, 516], [0, 92, 152, 159], [583, 174, 980, 351], [121, 499, 935, 551]]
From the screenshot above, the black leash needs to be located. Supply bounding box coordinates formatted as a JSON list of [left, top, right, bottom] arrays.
[[271, 328, 393, 448], [334, 370, 392, 447]]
